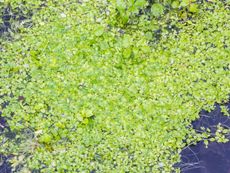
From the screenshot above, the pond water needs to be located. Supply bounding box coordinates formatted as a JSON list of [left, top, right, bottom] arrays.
[[0, 5, 33, 39], [0, 154, 11, 173], [179, 101, 230, 173]]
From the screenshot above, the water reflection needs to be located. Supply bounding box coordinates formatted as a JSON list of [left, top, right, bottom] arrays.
[[0, 154, 11, 173], [180, 141, 230, 173], [180, 101, 230, 173]]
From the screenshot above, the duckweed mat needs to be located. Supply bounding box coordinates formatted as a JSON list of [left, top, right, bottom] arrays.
[[0, 0, 229, 172]]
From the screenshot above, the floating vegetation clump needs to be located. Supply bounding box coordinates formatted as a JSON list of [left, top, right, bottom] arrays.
[[0, 0, 229, 172]]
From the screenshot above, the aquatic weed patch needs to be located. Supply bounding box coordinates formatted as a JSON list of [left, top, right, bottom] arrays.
[[0, 0, 230, 172]]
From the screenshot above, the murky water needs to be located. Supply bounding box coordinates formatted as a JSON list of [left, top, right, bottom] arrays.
[[179, 101, 230, 173], [0, 154, 11, 173], [180, 141, 230, 173], [0, 4, 33, 39]]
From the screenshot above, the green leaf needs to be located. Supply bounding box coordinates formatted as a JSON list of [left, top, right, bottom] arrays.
[[171, 1, 180, 9], [189, 4, 199, 13], [39, 134, 52, 144], [122, 35, 132, 48], [95, 26, 104, 36], [180, 0, 190, 7], [151, 3, 164, 17], [134, 0, 146, 8], [116, 0, 126, 12], [123, 48, 132, 58]]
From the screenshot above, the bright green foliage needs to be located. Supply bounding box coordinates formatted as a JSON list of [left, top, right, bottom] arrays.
[[151, 3, 165, 17], [0, 0, 229, 172], [100, 0, 201, 27], [221, 105, 230, 116]]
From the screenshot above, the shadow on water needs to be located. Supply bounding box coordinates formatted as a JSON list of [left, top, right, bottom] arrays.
[[0, 115, 12, 173], [178, 101, 230, 173], [0, 100, 12, 173], [0, 5, 33, 38], [0, 154, 12, 173]]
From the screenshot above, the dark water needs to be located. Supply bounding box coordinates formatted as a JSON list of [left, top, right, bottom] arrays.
[[180, 141, 230, 173], [0, 4, 33, 38], [0, 155, 12, 173], [179, 101, 230, 173], [0, 102, 12, 173]]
